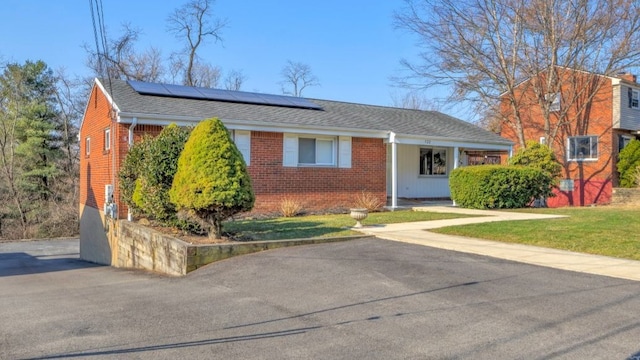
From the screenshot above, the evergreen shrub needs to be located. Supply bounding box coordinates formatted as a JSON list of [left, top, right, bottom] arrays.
[[617, 139, 640, 188], [169, 118, 254, 239]]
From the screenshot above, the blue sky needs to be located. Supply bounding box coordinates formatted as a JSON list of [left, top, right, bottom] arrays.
[[0, 0, 460, 116]]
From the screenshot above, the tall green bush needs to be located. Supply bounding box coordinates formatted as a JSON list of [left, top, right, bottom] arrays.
[[450, 165, 553, 209], [169, 118, 254, 239], [508, 140, 562, 179], [132, 124, 190, 221], [118, 136, 151, 214], [118, 124, 190, 221], [617, 139, 640, 188]]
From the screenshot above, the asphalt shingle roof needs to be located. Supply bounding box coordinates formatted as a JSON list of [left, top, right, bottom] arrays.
[[103, 79, 511, 145]]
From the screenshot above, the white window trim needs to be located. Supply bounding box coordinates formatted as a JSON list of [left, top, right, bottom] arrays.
[[104, 128, 111, 151], [632, 89, 640, 109], [539, 136, 546, 145], [567, 136, 598, 161], [419, 147, 448, 176], [85, 137, 90, 156], [283, 134, 351, 168]]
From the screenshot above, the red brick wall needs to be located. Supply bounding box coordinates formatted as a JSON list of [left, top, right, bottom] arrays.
[[81, 95, 387, 217], [80, 84, 165, 218], [247, 132, 387, 214], [499, 69, 615, 206], [79, 85, 115, 213]]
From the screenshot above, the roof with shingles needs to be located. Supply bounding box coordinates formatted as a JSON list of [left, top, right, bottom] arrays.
[[101, 79, 512, 145]]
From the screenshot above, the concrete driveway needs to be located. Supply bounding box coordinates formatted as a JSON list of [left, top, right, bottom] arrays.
[[2, 238, 640, 359]]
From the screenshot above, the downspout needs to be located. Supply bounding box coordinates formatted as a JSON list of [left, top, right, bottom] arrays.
[[390, 132, 398, 209], [127, 117, 137, 221]]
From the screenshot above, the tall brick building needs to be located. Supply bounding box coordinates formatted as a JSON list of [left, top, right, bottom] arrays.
[[499, 68, 640, 207], [80, 78, 511, 264]]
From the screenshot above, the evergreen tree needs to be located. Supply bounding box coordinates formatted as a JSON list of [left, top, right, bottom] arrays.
[[169, 118, 254, 239], [0, 60, 65, 238]]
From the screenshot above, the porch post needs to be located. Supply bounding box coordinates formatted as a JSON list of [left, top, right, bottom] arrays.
[[390, 132, 398, 209], [453, 147, 459, 206]]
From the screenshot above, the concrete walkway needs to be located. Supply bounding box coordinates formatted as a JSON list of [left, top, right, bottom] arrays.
[[361, 206, 640, 282]]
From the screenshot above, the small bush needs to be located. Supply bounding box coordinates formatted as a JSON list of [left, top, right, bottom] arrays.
[[280, 197, 303, 217], [450, 165, 553, 209], [617, 139, 640, 188], [635, 166, 640, 188], [353, 191, 384, 212]]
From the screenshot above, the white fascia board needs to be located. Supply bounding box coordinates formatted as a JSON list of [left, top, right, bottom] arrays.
[[388, 133, 513, 151], [117, 113, 388, 138]]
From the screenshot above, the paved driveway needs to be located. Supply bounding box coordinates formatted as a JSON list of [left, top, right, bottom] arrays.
[[2, 238, 640, 359]]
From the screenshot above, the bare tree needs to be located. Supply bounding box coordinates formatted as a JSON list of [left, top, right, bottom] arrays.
[[224, 69, 246, 91], [395, 0, 640, 148], [391, 91, 439, 110], [167, 0, 227, 87], [279, 60, 320, 97], [85, 24, 164, 82]]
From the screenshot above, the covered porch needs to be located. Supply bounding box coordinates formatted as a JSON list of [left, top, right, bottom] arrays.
[[385, 131, 513, 209]]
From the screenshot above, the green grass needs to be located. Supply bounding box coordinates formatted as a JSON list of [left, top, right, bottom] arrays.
[[224, 210, 473, 241], [432, 207, 640, 260]]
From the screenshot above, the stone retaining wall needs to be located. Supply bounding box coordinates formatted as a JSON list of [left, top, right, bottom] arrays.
[[611, 188, 640, 206], [116, 220, 367, 276]]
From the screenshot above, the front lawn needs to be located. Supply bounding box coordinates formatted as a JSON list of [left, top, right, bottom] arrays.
[[224, 210, 473, 241], [431, 206, 640, 260]]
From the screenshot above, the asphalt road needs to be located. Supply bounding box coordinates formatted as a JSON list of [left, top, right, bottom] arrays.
[[1, 238, 640, 360]]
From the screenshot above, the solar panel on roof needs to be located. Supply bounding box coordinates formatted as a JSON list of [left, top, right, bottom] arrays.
[[126, 80, 323, 110], [163, 83, 207, 99], [196, 87, 240, 102], [258, 93, 297, 107], [128, 80, 172, 96], [287, 97, 324, 110]]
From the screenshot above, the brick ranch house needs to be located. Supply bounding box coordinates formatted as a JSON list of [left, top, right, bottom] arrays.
[[499, 68, 640, 207], [79, 78, 512, 264]]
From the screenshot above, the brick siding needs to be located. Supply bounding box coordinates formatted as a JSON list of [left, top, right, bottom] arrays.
[[81, 85, 388, 219]]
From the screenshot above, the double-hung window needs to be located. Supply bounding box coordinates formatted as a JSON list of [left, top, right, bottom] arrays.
[[629, 88, 639, 109], [298, 137, 335, 165], [567, 136, 598, 161], [419, 148, 447, 175]]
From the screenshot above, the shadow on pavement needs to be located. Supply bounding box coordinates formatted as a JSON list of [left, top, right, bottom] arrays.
[[0, 252, 101, 277]]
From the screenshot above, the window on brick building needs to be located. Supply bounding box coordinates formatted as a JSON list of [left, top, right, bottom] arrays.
[[283, 134, 351, 168], [419, 148, 447, 175], [104, 128, 111, 151], [85, 137, 90, 156], [298, 137, 335, 165], [567, 136, 598, 161], [546, 92, 561, 112]]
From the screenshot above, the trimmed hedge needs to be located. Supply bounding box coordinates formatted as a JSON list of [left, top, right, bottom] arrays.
[[450, 165, 554, 209]]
